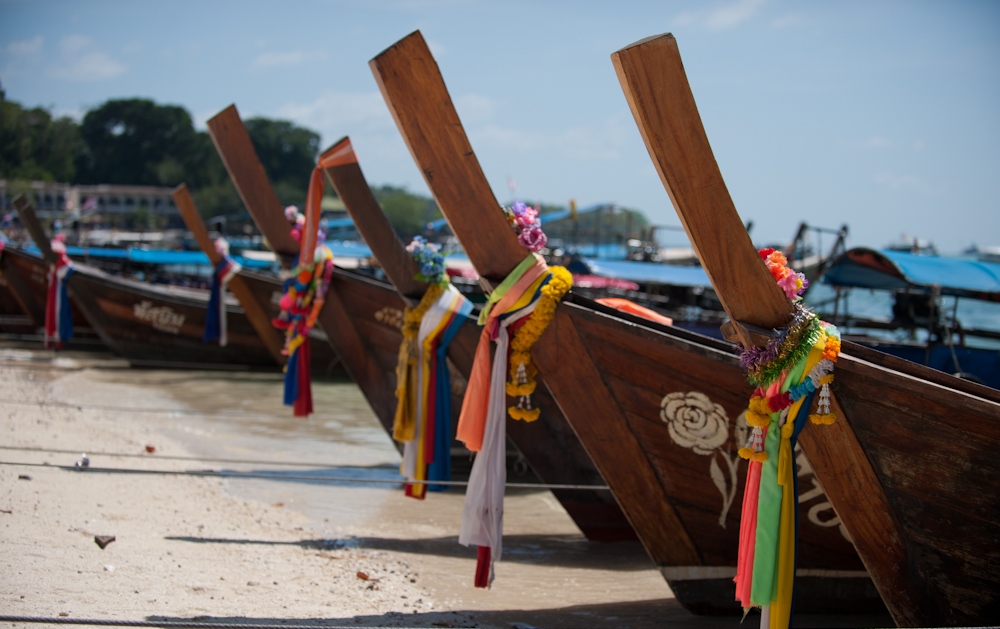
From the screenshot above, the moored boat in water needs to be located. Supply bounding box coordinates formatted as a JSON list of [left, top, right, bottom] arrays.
[[204, 105, 636, 542], [612, 33, 1000, 626], [817, 246, 1000, 389], [11, 195, 338, 371], [369, 30, 882, 615]]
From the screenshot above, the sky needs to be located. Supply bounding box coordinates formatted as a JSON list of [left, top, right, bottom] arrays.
[[2, 0, 999, 254]]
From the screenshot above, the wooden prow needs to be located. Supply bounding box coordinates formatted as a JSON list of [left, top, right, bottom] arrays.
[[611, 33, 929, 626], [13, 195, 58, 264], [372, 30, 702, 567], [611, 34, 791, 347], [206, 105, 398, 427], [318, 138, 426, 299], [370, 31, 526, 285], [171, 184, 287, 365], [206, 105, 300, 259]]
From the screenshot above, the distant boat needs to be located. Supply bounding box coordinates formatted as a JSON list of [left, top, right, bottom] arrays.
[[820, 247, 1000, 389], [10, 196, 339, 372]]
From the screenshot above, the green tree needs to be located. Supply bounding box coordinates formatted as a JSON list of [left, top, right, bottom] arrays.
[[372, 185, 442, 238], [0, 95, 82, 182], [75, 98, 197, 186], [245, 117, 319, 207]]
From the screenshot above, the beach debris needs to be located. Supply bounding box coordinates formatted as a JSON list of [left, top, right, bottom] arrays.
[[145, 445, 156, 453], [75, 454, 90, 468], [17, 474, 31, 481], [272, 502, 284, 508], [58, 612, 69, 617], [356, 571, 370, 580], [103, 565, 114, 572], [94, 535, 116, 549], [0, 508, 12, 514]]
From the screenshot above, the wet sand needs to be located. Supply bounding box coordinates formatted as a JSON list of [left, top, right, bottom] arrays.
[[0, 344, 892, 628]]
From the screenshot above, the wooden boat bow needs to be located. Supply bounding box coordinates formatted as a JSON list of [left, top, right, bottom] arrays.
[[172, 184, 287, 365], [613, 32, 1000, 626], [372, 29, 705, 570]]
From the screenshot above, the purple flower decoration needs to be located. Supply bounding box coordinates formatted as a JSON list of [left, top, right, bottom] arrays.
[[518, 226, 548, 252]]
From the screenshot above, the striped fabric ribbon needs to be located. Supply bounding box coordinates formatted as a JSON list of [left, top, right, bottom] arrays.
[[735, 323, 840, 629], [203, 241, 242, 347], [457, 253, 554, 588], [398, 284, 473, 500], [44, 240, 75, 349]]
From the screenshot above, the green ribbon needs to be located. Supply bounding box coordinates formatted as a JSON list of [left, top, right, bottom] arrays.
[[477, 253, 539, 326]]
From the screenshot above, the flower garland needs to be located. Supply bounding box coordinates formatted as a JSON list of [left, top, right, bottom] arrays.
[[733, 248, 841, 629], [393, 281, 445, 442], [505, 265, 572, 421], [405, 236, 448, 285], [503, 201, 547, 253], [394, 236, 472, 500]]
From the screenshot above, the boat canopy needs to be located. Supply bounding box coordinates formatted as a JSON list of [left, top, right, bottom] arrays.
[[579, 258, 711, 288], [822, 248, 1000, 303]]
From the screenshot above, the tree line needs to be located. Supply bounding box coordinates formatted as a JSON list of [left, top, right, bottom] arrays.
[[0, 89, 444, 236], [1, 89, 649, 242]]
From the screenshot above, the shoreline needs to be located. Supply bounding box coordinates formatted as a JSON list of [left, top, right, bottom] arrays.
[[0, 345, 892, 628]]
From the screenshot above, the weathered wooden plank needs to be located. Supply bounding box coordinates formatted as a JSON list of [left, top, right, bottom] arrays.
[[611, 35, 791, 336], [206, 105, 299, 258], [370, 31, 526, 283], [172, 184, 286, 365], [13, 195, 57, 265]]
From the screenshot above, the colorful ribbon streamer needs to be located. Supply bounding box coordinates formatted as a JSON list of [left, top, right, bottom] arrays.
[[44, 238, 74, 349], [203, 240, 242, 347], [457, 253, 572, 588]]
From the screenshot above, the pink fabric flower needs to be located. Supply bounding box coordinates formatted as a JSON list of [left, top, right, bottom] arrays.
[[518, 226, 548, 252]]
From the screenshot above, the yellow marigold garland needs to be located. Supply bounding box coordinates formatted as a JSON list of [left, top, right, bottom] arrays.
[[505, 266, 573, 422], [393, 283, 445, 441]]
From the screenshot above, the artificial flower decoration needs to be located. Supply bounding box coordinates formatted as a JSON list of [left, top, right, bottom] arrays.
[[503, 201, 548, 253]]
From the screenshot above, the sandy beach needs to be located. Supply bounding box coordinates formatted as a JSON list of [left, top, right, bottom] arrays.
[[0, 344, 892, 629]]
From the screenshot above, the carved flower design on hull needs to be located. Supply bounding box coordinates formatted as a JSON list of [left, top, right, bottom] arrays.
[[661, 391, 745, 528], [661, 391, 729, 454]]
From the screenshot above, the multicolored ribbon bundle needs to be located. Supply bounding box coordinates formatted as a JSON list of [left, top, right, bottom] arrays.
[[456, 210, 572, 587], [45, 234, 75, 349], [393, 237, 472, 499], [272, 150, 346, 417], [203, 238, 242, 347], [734, 249, 840, 629]]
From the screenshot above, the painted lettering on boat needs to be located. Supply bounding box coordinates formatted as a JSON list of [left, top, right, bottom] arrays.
[[374, 306, 404, 330], [660, 391, 744, 528], [795, 445, 851, 541], [133, 300, 185, 334]]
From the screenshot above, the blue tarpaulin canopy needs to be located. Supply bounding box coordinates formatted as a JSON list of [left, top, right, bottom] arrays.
[[822, 248, 1000, 302], [578, 258, 711, 288]]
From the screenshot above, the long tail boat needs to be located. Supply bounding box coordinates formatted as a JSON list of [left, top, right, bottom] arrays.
[[369, 30, 890, 615], [611, 34, 1000, 626], [205, 106, 635, 541], [171, 184, 343, 377], [10, 195, 304, 370], [0, 239, 104, 344]]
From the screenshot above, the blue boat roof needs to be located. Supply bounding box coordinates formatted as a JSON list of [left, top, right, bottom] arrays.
[[579, 258, 711, 287], [24, 241, 372, 270], [822, 248, 1000, 302]]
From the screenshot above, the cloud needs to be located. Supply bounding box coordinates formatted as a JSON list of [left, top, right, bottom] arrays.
[[50, 35, 126, 81], [7, 36, 43, 56], [252, 50, 305, 70], [470, 110, 634, 162], [271, 90, 396, 145], [250, 49, 329, 71], [863, 136, 891, 149], [705, 0, 767, 30], [872, 172, 931, 194], [770, 14, 804, 29], [454, 94, 496, 123]]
